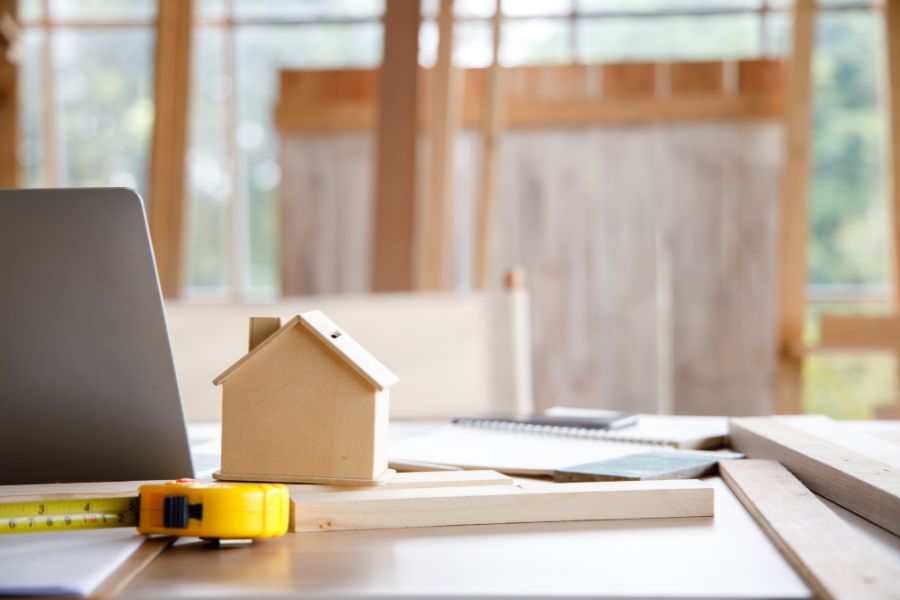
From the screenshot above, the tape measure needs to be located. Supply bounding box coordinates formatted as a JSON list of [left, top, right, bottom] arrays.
[[0, 480, 290, 540]]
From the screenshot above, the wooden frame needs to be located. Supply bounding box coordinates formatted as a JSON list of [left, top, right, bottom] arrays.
[[147, 0, 193, 298], [0, 0, 17, 188]]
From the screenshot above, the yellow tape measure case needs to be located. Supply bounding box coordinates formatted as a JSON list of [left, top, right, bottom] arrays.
[[138, 481, 289, 539]]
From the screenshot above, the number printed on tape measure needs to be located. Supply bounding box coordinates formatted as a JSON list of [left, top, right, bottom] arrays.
[[0, 497, 139, 534]]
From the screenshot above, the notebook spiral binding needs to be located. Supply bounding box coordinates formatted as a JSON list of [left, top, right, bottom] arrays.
[[453, 418, 672, 446]]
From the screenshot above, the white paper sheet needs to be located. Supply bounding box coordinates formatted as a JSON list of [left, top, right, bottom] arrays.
[[0, 523, 145, 596]]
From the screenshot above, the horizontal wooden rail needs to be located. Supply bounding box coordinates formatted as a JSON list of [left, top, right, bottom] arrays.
[[275, 60, 785, 132]]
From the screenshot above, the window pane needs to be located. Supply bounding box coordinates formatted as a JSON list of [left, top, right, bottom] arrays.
[[52, 28, 154, 192], [502, 0, 572, 17], [502, 18, 571, 65], [235, 24, 382, 294], [186, 27, 232, 293], [234, 0, 384, 20], [48, 0, 155, 21], [19, 29, 45, 187], [20, 0, 43, 22], [421, 19, 494, 68], [578, 15, 759, 61], [578, 0, 760, 10], [810, 10, 888, 286], [197, 0, 229, 20]]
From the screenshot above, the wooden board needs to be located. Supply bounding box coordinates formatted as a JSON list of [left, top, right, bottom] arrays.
[[0, 481, 153, 503], [730, 417, 900, 536], [214, 469, 396, 486], [275, 61, 785, 133], [291, 479, 714, 532], [720, 460, 900, 600], [287, 470, 513, 494]]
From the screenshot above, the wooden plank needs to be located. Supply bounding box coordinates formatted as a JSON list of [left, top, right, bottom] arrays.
[[730, 417, 900, 536], [148, 0, 193, 298], [818, 314, 900, 350], [474, 0, 503, 290], [0, 481, 155, 503], [419, 0, 459, 290], [0, 0, 17, 188], [274, 61, 786, 133], [370, 0, 420, 292], [291, 479, 714, 532], [776, 0, 815, 414], [887, 0, 900, 312], [720, 460, 900, 600], [289, 470, 513, 495]]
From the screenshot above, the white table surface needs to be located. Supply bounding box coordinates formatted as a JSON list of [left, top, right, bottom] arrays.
[[120, 420, 898, 599]]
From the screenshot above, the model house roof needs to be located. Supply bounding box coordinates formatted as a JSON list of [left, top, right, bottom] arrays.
[[213, 310, 399, 391]]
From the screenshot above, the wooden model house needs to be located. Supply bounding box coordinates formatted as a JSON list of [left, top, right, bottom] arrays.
[[212, 310, 398, 485]]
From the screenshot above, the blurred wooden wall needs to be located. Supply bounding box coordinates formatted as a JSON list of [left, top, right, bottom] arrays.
[[275, 60, 785, 416]]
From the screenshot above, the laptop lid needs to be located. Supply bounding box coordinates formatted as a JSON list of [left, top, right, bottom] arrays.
[[0, 188, 194, 484]]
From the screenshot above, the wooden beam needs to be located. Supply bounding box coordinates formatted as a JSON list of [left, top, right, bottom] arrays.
[[148, 0, 193, 298], [291, 479, 714, 532], [419, 0, 459, 290], [0, 0, 17, 188], [776, 0, 815, 414], [887, 0, 900, 312], [371, 0, 420, 292], [474, 0, 503, 290], [274, 61, 786, 133], [818, 315, 900, 350], [721, 460, 900, 600], [730, 417, 900, 536]]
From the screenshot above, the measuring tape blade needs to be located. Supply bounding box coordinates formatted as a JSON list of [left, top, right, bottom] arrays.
[[0, 497, 139, 535]]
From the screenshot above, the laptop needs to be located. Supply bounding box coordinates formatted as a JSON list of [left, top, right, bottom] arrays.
[[0, 188, 194, 484]]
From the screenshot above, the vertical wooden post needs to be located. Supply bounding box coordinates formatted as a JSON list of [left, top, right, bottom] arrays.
[[148, 0, 193, 298], [371, 0, 420, 292], [419, 0, 459, 290], [0, 0, 17, 188], [886, 0, 900, 313], [776, 0, 815, 414], [474, 0, 503, 289]]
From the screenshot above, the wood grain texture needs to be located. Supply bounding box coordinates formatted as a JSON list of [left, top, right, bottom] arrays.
[[887, 0, 900, 314], [288, 470, 513, 495], [419, 0, 459, 290], [721, 460, 900, 600], [219, 323, 390, 482], [730, 417, 900, 536], [275, 61, 785, 132], [0, 481, 153, 503], [370, 0, 420, 292], [777, 0, 815, 414], [669, 123, 782, 415], [0, 0, 17, 188], [148, 0, 193, 298], [278, 122, 783, 414], [291, 479, 714, 532]]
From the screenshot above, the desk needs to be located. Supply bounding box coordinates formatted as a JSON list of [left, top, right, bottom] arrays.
[[118, 421, 900, 599]]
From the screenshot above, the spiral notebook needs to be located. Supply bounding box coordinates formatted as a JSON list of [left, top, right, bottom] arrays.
[[389, 409, 729, 476]]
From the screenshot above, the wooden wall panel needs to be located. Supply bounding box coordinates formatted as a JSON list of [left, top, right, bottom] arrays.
[[668, 123, 782, 415], [277, 62, 786, 414]]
